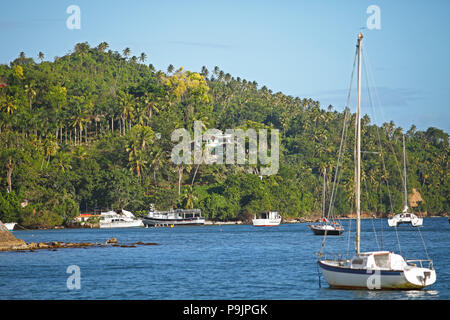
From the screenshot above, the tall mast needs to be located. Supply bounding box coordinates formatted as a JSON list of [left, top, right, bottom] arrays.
[[355, 33, 363, 255], [402, 134, 408, 210], [322, 168, 326, 219]]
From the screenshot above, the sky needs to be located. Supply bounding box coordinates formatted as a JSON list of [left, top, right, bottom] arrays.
[[1, 0, 449, 133]]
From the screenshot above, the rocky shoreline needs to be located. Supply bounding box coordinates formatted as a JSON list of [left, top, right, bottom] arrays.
[[0, 221, 158, 252]]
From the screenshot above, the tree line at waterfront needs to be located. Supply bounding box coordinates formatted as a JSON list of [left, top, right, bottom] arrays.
[[0, 42, 448, 228]]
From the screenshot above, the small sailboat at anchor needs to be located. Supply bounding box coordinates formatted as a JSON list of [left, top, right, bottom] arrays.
[[387, 135, 423, 227], [308, 168, 344, 235], [317, 33, 436, 290]]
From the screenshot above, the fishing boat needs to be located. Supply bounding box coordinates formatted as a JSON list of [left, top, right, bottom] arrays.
[[388, 135, 423, 227], [3, 222, 16, 231], [99, 210, 144, 228], [308, 168, 344, 235], [317, 33, 436, 290], [142, 205, 205, 227], [252, 211, 281, 227]]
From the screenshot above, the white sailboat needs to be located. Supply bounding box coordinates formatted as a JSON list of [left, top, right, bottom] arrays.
[[317, 33, 436, 290], [387, 135, 423, 227]]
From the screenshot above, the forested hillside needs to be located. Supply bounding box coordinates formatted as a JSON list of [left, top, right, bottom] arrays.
[[0, 42, 448, 227]]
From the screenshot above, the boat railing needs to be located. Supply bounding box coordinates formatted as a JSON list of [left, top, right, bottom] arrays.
[[406, 259, 434, 270], [316, 252, 351, 262]]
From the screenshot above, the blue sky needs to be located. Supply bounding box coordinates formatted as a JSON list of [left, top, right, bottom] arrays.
[[1, 0, 449, 132]]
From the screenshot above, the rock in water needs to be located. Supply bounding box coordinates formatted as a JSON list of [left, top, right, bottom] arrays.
[[106, 237, 118, 244], [0, 221, 27, 251]]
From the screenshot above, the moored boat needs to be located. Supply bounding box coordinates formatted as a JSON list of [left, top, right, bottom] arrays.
[[308, 168, 344, 235], [99, 210, 144, 228], [387, 135, 423, 227], [308, 220, 344, 235], [252, 211, 281, 227], [388, 208, 423, 227], [142, 205, 205, 227], [3, 222, 16, 231], [319, 251, 435, 289], [317, 33, 436, 290]]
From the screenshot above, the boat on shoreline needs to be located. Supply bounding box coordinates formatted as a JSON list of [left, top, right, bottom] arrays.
[[3, 222, 16, 231], [252, 211, 281, 227], [99, 210, 144, 228], [142, 205, 205, 227]]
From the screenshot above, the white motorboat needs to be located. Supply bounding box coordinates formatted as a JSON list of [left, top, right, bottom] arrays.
[[3, 222, 16, 231], [317, 33, 436, 290], [99, 210, 144, 228], [252, 211, 281, 227], [142, 205, 205, 227]]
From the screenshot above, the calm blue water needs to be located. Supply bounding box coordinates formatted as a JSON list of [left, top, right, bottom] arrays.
[[1, 218, 448, 300]]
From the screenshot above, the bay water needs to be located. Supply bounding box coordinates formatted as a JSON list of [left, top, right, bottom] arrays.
[[1, 217, 448, 300]]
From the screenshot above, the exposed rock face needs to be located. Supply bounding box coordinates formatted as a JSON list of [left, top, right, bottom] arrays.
[[0, 221, 28, 251], [409, 188, 424, 208]]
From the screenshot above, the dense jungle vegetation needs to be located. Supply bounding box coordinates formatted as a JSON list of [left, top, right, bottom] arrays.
[[0, 42, 448, 227]]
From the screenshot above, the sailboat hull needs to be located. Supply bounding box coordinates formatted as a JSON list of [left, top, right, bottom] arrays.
[[318, 260, 436, 290], [388, 215, 423, 227], [308, 225, 344, 235]]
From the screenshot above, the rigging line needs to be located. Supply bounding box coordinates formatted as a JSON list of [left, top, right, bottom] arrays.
[[417, 226, 431, 261], [320, 46, 358, 254], [363, 47, 402, 253], [346, 214, 352, 258], [363, 176, 380, 250], [394, 225, 403, 256], [363, 49, 404, 192], [362, 48, 395, 213], [326, 46, 358, 219]]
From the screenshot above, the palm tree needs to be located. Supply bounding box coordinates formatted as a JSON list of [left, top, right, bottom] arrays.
[[118, 91, 135, 135], [126, 125, 154, 180], [181, 186, 197, 209], [0, 96, 18, 115], [25, 83, 36, 110], [53, 152, 72, 173], [38, 51, 44, 62], [150, 146, 164, 185], [201, 66, 209, 78], [122, 47, 131, 60], [139, 52, 147, 64], [97, 42, 109, 52], [167, 64, 174, 74], [218, 70, 224, 82], [71, 114, 87, 145], [74, 42, 90, 66], [141, 92, 160, 125], [42, 135, 59, 168]]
